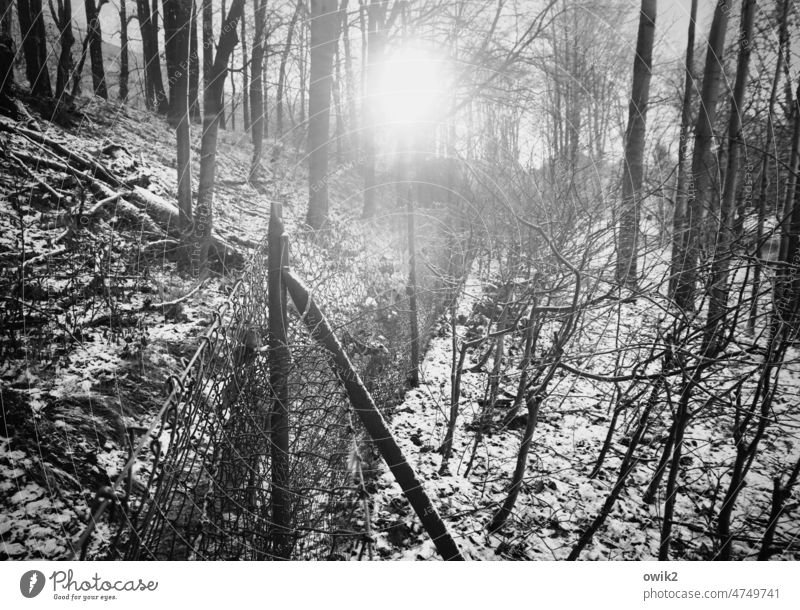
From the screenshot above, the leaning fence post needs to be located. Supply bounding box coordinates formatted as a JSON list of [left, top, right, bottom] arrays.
[[268, 201, 292, 558], [282, 268, 464, 561]]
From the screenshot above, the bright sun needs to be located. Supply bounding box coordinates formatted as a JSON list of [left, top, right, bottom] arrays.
[[372, 44, 451, 129]]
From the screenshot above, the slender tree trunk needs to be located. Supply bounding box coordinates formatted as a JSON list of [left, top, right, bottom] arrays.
[[0, 0, 16, 112], [748, 0, 790, 332], [488, 390, 542, 533], [217, 0, 228, 129], [758, 458, 800, 560], [163, 0, 193, 231], [668, 0, 698, 300], [340, 0, 356, 155], [202, 0, 212, 90], [85, 0, 108, 99], [778, 81, 800, 322], [17, 0, 52, 96], [136, 0, 167, 113], [672, 1, 730, 311], [70, 32, 90, 98], [616, 0, 656, 287], [188, 0, 200, 121], [240, 9, 249, 131], [119, 0, 129, 101], [705, 0, 755, 347], [192, 0, 245, 272], [276, 0, 301, 138], [249, 0, 266, 179], [361, 0, 386, 218], [306, 0, 341, 230], [51, 0, 74, 101]]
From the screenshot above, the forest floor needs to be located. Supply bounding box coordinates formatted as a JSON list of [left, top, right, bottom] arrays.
[[0, 98, 357, 559], [369, 271, 800, 561], [2, 98, 799, 561]]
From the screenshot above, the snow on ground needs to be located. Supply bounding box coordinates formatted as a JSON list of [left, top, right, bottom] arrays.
[[370, 269, 800, 560]]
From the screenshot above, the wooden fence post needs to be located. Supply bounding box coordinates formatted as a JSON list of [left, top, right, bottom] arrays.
[[268, 201, 292, 558]]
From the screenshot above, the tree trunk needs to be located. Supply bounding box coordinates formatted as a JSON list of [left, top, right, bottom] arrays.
[[70, 33, 90, 98], [668, 0, 698, 300], [305, 0, 341, 230], [705, 0, 755, 347], [163, 0, 193, 231], [616, 0, 656, 287], [777, 80, 800, 322], [672, 0, 730, 311], [276, 0, 301, 137], [192, 0, 245, 272], [50, 0, 74, 101], [17, 0, 52, 97], [202, 0, 212, 90], [240, 9, 249, 131], [85, 0, 108, 99], [119, 0, 129, 101], [748, 0, 790, 332], [136, 0, 167, 113], [249, 0, 266, 179], [361, 0, 386, 218], [189, 0, 201, 121], [0, 0, 15, 109]]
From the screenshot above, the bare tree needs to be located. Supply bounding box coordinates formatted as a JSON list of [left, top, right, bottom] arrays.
[[17, 0, 52, 97], [119, 0, 129, 100], [136, 0, 167, 113], [616, 0, 656, 288], [671, 0, 730, 311], [163, 0, 193, 230], [667, 0, 698, 300], [276, 0, 302, 138], [705, 0, 755, 347], [192, 0, 246, 271], [305, 0, 342, 230], [249, 0, 267, 179], [85, 0, 108, 99]]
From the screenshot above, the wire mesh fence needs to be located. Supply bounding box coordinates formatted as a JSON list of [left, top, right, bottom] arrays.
[[86, 196, 474, 560]]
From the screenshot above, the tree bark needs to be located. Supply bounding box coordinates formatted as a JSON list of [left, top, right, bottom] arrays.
[[163, 0, 193, 231], [192, 0, 245, 272], [0, 0, 15, 111], [361, 0, 386, 218], [748, 0, 790, 332], [672, 0, 730, 311], [17, 0, 52, 97], [189, 0, 201, 121], [305, 0, 341, 230], [616, 0, 656, 287], [240, 8, 249, 131], [705, 0, 755, 347], [136, 0, 167, 113], [85, 0, 108, 99], [668, 0, 698, 300], [249, 0, 267, 179], [119, 0, 129, 101], [51, 0, 75, 101], [276, 0, 302, 138]]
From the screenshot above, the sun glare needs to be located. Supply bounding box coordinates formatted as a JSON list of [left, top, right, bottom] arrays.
[[372, 44, 451, 130]]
